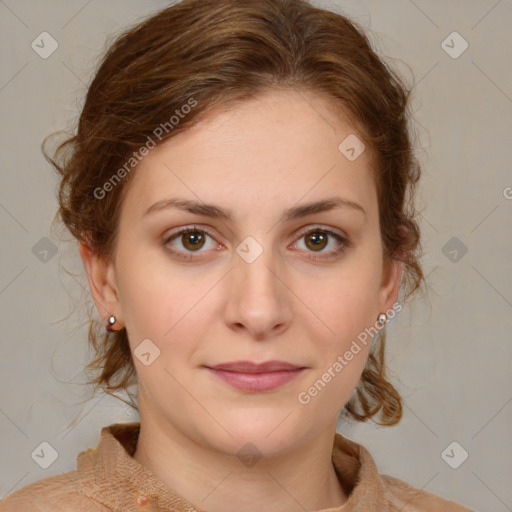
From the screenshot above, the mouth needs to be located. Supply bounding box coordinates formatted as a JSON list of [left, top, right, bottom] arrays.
[[203, 360, 307, 392]]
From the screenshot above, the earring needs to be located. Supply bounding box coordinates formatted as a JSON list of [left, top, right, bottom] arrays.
[[106, 315, 116, 332], [377, 313, 387, 326]]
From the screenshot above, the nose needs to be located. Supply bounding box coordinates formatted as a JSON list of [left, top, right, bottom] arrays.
[[224, 243, 293, 341]]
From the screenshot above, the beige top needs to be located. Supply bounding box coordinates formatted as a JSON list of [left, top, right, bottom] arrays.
[[0, 422, 474, 511]]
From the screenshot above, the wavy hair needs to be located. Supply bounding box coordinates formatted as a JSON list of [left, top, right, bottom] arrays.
[[44, 0, 426, 426]]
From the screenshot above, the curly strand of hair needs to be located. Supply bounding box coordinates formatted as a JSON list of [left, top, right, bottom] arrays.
[[83, 324, 138, 410], [342, 331, 403, 426]]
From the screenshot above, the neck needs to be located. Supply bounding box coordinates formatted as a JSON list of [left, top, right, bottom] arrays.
[[132, 406, 348, 512]]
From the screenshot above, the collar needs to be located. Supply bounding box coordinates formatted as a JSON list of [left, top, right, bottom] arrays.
[[76, 422, 388, 511]]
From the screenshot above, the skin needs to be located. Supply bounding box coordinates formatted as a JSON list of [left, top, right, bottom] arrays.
[[80, 88, 402, 512]]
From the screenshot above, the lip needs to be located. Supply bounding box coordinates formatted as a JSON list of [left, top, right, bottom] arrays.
[[209, 360, 303, 373], [204, 360, 307, 392]]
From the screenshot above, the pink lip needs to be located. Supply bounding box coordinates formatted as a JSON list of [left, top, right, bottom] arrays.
[[205, 361, 306, 392]]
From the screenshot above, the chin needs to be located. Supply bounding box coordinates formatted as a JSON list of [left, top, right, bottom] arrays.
[[205, 409, 303, 455]]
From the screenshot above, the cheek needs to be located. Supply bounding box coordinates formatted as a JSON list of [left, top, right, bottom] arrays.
[[115, 243, 212, 365], [115, 242, 176, 344], [294, 257, 381, 409], [296, 282, 376, 421], [306, 258, 382, 351]]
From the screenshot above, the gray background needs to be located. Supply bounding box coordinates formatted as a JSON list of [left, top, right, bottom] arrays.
[[1, 1, 511, 510]]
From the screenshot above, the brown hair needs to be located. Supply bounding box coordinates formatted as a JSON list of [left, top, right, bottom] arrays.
[[44, 0, 425, 426]]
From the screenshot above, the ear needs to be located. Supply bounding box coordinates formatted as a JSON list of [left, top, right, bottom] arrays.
[[378, 255, 403, 315], [79, 241, 123, 329]]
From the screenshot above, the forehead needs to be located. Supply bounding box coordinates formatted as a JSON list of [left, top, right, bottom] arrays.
[[122, 88, 377, 220]]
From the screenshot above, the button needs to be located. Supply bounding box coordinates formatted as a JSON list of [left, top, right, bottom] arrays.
[[135, 492, 149, 507]]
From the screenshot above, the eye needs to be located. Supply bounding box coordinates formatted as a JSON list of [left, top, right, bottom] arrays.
[[163, 224, 349, 261], [291, 226, 349, 260], [163, 225, 220, 260]]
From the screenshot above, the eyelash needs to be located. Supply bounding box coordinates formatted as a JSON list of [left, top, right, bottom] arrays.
[[163, 225, 350, 261]]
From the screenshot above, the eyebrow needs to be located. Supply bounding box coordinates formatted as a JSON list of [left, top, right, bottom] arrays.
[[142, 196, 366, 222]]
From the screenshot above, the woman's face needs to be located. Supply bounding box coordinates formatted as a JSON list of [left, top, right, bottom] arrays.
[[86, 88, 401, 456]]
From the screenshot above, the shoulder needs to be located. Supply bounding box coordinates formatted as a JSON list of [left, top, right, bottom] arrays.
[[381, 474, 475, 512], [0, 470, 107, 512]]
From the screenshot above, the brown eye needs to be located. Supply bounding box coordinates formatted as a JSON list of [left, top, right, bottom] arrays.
[[304, 231, 328, 252], [163, 225, 349, 262], [163, 226, 219, 260], [181, 230, 206, 251], [294, 227, 349, 261]]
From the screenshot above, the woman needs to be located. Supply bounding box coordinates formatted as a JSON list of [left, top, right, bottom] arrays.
[[0, 0, 475, 510]]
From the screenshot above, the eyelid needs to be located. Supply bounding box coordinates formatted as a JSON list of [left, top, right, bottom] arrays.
[[163, 224, 220, 245], [294, 224, 348, 241], [163, 223, 347, 243]]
